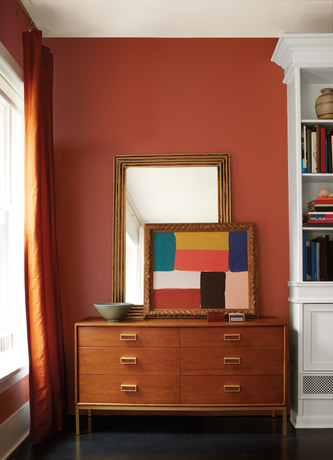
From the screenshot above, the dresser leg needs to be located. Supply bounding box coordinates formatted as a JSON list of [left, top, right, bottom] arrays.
[[272, 410, 276, 418], [75, 407, 80, 435], [282, 407, 287, 436], [88, 409, 92, 417]]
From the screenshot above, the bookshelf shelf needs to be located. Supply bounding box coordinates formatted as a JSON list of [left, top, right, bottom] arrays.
[[273, 34, 333, 430], [302, 120, 333, 125], [302, 173, 333, 183], [302, 227, 333, 231]]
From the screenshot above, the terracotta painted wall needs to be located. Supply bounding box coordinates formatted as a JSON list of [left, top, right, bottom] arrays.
[[43, 37, 289, 412], [0, 0, 30, 426], [0, 0, 27, 67]]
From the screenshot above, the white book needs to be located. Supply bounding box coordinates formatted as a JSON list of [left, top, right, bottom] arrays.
[[311, 130, 317, 173]]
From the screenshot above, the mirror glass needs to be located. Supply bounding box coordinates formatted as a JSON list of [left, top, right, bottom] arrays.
[[125, 167, 219, 303], [112, 153, 231, 315]]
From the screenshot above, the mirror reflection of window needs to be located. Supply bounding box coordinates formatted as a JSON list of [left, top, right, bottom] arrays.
[[125, 166, 219, 303], [126, 167, 219, 224], [125, 196, 144, 304]]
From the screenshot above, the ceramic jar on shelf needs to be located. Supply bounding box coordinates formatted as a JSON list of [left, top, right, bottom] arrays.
[[315, 88, 333, 119]]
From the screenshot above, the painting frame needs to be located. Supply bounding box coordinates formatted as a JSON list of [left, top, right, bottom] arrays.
[[144, 222, 258, 318]]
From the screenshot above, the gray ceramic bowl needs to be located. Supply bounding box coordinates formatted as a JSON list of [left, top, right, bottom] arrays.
[[93, 302, 132, 321]]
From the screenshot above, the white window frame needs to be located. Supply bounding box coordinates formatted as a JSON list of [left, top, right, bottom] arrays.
[[125, 195, 144, 305], [0, 42, 28, 387]]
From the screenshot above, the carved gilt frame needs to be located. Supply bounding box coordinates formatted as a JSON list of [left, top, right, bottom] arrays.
[[112, 154, 231, 305], [144, 222, 257, 318]]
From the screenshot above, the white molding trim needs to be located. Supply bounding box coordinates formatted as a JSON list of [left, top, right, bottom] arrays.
[[0, 42, 23, 93], [292, 414, 333, 429], [0, 402, 30, 460], [289, 282, 333, 303], [272, 34, 333, 71], [0, 366, 29, 394], [0, 42, 23, 110]]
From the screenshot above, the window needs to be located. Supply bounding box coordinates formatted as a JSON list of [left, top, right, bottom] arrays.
[[0, 43, 27, 380], [125, 196, 144, 305]]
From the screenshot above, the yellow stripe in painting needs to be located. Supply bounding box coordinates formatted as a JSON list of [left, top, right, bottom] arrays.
[[175, 232, 229, 250]]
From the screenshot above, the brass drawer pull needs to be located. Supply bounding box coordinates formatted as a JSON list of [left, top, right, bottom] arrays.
[[121, 384, 137, 392], [120, 357, 137, 365], [224, 385, 240, 393], [120, 333, 137, 341], [224, 357, 241, 365], [224, 333, 240, 341]]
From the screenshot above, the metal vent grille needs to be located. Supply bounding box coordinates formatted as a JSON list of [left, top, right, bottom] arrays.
[[302, 375, 333, 397]]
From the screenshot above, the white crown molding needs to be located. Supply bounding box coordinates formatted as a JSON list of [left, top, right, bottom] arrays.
[[272, 33, 333, 70]]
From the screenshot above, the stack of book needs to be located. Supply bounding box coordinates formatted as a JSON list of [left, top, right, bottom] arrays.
[[302, 124, 333, 173], [303, 234, 333, 281], [303, 197, 333, 227]]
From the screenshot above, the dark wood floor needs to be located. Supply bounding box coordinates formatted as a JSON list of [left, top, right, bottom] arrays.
[[8, 415, 333, 460]]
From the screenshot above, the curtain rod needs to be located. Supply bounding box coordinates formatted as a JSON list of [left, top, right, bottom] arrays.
[[16, 0, 38, 31]]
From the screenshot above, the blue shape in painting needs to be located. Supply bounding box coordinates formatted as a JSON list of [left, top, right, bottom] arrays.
[[153, 232, 176, 271], [229, 232, 248, 272]]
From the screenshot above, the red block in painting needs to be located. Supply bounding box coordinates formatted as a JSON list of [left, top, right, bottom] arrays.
[[174, 249, 229, 272], [153, 289, 201, 309]]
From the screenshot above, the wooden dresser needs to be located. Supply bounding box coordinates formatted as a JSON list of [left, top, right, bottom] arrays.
[[75, 317, 287, 435]]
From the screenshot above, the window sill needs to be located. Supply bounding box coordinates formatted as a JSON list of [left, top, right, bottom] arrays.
[[0, 351, 29, 393]]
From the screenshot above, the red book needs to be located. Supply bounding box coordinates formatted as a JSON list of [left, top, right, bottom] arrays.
[[321, 127, 326, 173], [308, 198, 333, 206]]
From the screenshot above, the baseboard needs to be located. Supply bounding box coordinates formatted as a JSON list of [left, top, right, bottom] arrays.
[[291, 413, 333, 429], [0, 402, 30, 460]]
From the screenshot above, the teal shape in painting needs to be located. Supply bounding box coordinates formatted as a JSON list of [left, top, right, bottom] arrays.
[[229, 231, 248, 272], [153, 232, 176, 271]]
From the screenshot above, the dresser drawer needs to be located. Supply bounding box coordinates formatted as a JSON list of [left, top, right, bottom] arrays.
[[78, 326, 179, 347], [78, 347, 179, 375], [180, 327, 283, 348], [181, 376, 284, 405], [181, 347, 283, 375], [79, 375, 180, 404]]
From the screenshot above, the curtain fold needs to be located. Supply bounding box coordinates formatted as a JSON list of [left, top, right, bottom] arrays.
[[23, 30, 66, 441]]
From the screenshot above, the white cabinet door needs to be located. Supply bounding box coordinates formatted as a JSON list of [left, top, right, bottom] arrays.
[[304, 304, 333, 371]]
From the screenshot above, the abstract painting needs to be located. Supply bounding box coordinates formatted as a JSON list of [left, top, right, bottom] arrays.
[[144, 223, 257, 318]]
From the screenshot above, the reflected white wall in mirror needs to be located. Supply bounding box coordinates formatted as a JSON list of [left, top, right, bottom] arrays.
[[125, 166, 219, 303]]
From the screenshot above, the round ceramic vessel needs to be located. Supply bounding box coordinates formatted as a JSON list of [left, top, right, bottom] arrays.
[[93, 302, 132, 321], [315, 88, 333, 119]]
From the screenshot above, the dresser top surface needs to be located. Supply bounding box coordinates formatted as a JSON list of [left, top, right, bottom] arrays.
[[75, 317, 285, 327]]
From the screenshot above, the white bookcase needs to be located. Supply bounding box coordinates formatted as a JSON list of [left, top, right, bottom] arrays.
[[272, 34, 333, 428]]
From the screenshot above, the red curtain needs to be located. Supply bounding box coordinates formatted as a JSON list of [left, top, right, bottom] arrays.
[[23, 30, 66, 440]]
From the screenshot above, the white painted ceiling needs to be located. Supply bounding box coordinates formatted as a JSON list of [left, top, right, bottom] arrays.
[[21, 0, 333, 38]]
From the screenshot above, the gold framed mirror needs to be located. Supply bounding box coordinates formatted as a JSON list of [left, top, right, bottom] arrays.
[[112, 153, 231, 318]]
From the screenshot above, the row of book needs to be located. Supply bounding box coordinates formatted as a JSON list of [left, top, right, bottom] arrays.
[[303, 197, 333, 227], [302, 124, 333, 173], [303, 234, 333, 281]]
